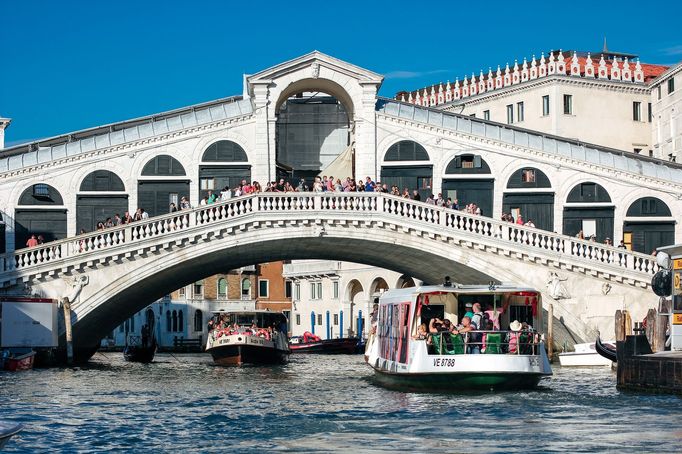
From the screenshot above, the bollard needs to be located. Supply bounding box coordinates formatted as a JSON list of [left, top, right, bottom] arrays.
[[62, 297, 74, 366], [547, 304, 554, 360]]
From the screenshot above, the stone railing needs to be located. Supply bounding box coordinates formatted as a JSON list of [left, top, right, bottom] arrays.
[[0, 192, 659, 282]]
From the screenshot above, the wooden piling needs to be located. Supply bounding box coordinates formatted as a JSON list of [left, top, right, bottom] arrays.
[[645, 309, 657, 351], [615, 310, 625, 342], [547, 304, 554, 361], [62, 297, 74, 366]]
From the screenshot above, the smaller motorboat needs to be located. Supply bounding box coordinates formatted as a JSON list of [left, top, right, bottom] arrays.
[[1, 349, 36, 372], [559, 340, 615, 367], [0, 422, 23, 449], [290, 332, 360, 354]]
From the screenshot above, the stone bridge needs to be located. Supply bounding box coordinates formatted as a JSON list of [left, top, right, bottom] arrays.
[[0, 192, 660, 357]]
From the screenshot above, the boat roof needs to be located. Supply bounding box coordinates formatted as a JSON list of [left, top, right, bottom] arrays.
[[378, 284, 539, 304]]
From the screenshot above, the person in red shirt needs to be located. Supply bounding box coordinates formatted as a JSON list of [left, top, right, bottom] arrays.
[[26, 234, 39, 248], [516, 214, 524, 225]]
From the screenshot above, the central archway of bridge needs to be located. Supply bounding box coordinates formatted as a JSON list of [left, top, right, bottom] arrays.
[[0, 192, 660, 357]]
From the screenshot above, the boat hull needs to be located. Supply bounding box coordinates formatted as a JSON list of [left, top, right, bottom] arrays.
[[372, 369, 544, 391], [209, 343, 288, 366], [290, 338, 359, 354], [558, 352, 612, 367], [3, 351, 35, 372], [123, 344, 157, 363]]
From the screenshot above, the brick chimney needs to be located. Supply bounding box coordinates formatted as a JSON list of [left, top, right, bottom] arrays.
[[0, 117, 11, 149]]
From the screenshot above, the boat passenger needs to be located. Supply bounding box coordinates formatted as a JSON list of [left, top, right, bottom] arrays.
[[463, 302, 474, 319], [507, 320, 522, 354], [413, 323, 428, 340]]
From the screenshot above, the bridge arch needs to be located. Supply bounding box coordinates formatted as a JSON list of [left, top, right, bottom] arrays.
[[563, 181, 614, 242], [622, 196, 675, 253], [442, 153, 494, 217], [380, 139, 433, 200], [76, 170, 129, 233], [64, 220, 513, 353], [502, 166, 554, 231], [396, 275, 416, 289], [198, 139, 251, 201], [138, 154, 190, 217], [274, 78, 354, 182], [15, 183, 67, 247]]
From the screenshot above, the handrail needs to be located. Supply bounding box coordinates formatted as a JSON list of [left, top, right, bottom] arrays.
[[0, 192, 659, 281], [428, 330, 541, 355]]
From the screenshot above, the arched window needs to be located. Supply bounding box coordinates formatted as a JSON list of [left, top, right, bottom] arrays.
[[202, 140, 248, 162], [217, 278, 227, 298], [566, 182, 611, 203], [384, 141, 429, 161], [194, 310, 203, 332], [505, 167, 552, 189], [79, 170, 125, 192], [444, 154, 491, 174], [178, 310, 184, 333], [166, 310, 171, 332], [241, 278, 251, 299], [18, 184, 64, 205], [626, 197, 672, 217], [172, 310, 178, 332], [141, 155, 186, 176]]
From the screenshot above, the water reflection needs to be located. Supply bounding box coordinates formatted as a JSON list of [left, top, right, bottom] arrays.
[[1, 354, 681, 452]]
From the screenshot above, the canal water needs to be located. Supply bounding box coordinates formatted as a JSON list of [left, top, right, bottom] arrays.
[[1, 353, 680, 452]]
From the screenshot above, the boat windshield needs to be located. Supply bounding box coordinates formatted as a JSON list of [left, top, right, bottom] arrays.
[[210, 312, 287, 330]]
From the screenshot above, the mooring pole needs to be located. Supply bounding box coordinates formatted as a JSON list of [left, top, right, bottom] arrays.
[[62, 297, 74, 366], [547, 304, 554, 361]]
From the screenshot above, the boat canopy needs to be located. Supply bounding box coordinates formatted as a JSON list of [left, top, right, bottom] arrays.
[[211, 311, 288, 327]]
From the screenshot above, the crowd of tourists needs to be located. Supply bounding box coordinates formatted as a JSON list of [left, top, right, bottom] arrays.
[[413, 302, 537, 355], [208, 313, 273, 341]]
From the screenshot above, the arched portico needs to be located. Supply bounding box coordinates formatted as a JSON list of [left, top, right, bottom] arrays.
[[247, 51, 383, 183]]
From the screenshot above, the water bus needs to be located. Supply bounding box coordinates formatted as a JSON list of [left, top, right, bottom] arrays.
[[365, 282, 552, 391], [205, 310, 289, 366]]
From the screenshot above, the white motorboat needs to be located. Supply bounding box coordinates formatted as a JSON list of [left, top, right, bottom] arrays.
[[365, 282, 552, 391], [206, 310, 289, 366], [558, 341, 615, 367]]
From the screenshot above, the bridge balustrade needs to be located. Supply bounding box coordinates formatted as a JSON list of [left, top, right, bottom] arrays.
[[0, 192, 659, 281]]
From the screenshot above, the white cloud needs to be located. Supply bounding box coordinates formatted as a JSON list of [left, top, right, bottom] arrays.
[[385, 69, 449, 79], [660, 45, 682, 56]]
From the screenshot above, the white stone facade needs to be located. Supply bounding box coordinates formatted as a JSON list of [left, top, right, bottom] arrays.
[[650, 62, 682, 162]]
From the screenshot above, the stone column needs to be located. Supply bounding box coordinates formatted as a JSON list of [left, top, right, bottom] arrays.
[[251, 83, 273, 184], [0, 117, 11, 150]]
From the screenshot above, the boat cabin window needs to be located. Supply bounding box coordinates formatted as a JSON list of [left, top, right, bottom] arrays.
[[412, 291, 540, 336], [211, 312, 287, 330]]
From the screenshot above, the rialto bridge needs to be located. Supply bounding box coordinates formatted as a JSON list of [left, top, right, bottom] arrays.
[[0, 52, 680, 357]]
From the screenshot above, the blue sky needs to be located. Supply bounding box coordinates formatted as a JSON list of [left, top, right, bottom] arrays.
[[2, 0, 681, 146]]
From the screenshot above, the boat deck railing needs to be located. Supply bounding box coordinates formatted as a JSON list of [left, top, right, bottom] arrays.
[[425, 330, 541, 355]]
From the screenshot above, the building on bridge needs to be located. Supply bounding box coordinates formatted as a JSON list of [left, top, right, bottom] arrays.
[[396, 46, 678, 161]]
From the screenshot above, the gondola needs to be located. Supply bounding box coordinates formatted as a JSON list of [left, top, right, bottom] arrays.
[[123, 311, 157, 363], [595, 335, 617, 363]]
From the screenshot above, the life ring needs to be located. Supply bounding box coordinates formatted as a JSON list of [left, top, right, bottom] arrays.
[[256, 329, 271, 340]]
